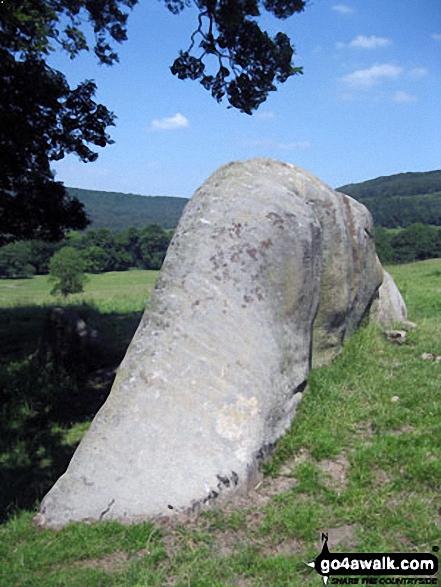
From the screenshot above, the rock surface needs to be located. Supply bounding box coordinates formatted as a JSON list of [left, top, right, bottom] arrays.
[[370, 269, 407, 326], [35, 159, 404, 528]]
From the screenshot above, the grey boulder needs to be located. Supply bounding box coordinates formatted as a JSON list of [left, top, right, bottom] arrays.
[[34, 159, 404, 528], [370, 269, 407, 326]]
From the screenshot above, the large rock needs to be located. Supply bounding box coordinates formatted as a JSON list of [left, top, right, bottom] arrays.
[[34, 159, 403, 528], [370, 269, 407, 326]]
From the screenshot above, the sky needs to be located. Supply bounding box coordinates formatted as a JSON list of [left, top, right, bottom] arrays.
[[50, 0, 441, 198]]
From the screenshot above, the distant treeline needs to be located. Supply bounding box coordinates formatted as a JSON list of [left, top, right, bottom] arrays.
[[2, 222, 441, 279], [0, 224, 173, 279], [338, 170, 441, 228], [338, 170, 441, 200], [355, 193, 441, 228], [68, 187, 189, 232], [375, 224, 441, 264]]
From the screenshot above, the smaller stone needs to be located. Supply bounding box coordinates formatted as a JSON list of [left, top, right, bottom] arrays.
[[422, 353, 435, 361], [385, 330, 407, 344], [435, 356, 441, 363], [391, 396, 400, 403]]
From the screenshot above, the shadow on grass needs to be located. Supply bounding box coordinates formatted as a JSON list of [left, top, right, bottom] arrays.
[[0, 303, 143, 523]]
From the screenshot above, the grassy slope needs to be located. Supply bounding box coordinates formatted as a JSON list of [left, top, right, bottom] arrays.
[[0, 261, 440, 586]]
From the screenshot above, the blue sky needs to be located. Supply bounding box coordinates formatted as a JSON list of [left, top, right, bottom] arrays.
[[51, 0, 441, 198]]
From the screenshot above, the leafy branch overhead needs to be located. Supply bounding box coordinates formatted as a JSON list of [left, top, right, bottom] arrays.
[[170, 0, 305, 114], [1, 0, 306, 245], [1, 0, 137, 64], [0, 0, 136, 244]]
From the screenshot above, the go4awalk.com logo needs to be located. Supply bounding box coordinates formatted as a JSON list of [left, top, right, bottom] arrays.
[[307, 534, 438, 585]]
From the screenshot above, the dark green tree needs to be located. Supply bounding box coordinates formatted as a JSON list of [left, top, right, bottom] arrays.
[[113, 231, 137, 270], [29, 239, 60, 274], [125, 227, 142, 266], [82, 228, 115, 250], [139, 224, 172, 270], [391, 223, 439, 264], [49, 246, 88, 296], [374, 226, 394, 264], [1, 0, 136, 245], [83, 245, 112, 273], [0, 240, 35, 278], [1, 0, 306, 244]]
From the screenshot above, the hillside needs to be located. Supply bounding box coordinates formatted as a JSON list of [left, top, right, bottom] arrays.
[[337, 170, 441, 228], [67, 187, 189, 231], [337, 169, 441, 199], [66, 169, 441, 232]]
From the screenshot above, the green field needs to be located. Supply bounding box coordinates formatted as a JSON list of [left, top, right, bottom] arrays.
[[0, 260, 440, 586], [0, 269, 159, 312]]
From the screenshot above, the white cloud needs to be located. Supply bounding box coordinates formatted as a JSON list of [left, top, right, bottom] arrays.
[[392, 91, 418, 103], [342, 63, 403, 87], [151, 113, 189, 130], [349, 35, 392, 49], [408, 67, 428, 78], [332, 4, 354, 14], [276, 140, 311, 150], [255, 111, 276, 120], [432, 33, 441, 41]]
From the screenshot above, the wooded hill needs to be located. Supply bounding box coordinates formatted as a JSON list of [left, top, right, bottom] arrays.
[[68, 170, 441, 233], [337, 170, 441, 228], [67, 187, 189, 231]]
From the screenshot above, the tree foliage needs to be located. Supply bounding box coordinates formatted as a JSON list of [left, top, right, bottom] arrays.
[[1, 0, 306, 244], [0, 0, 136, 245], [338, 171, 441, 229], [375, 224, 441, 265], [49, 246, 88, 296], [0, 223, 173, 277], [389, 223, 441, 264], [170, 0, 305, 114], [67, 187, 188, 231], [338, 170, 441, 201], [0, 240, 36, 278]]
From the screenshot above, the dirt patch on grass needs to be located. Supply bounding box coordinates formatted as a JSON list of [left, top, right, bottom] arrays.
[[250, 475, 299, 501], [317, 453, 350, 494], [72, 550, 131, 573], [208, 520, 306, 559], [396, 535, 415, 549], [219, 472, 300, 526], [353, 421, 375, 440], [278, 448, 310, 475], [317, 524, 360, 551], [387, 425, 415, 436], [263, 536, 305, 556], [374, 468, 391, 485], [154, 472, 306, 561], [156, 506, 306, 562], [71, 547, 153, 574]]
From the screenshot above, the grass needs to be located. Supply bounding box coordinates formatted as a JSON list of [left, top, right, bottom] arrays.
[[0, 270, 158, 313], [0, 270, 159, 524], [0, 260, 440, 586]]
